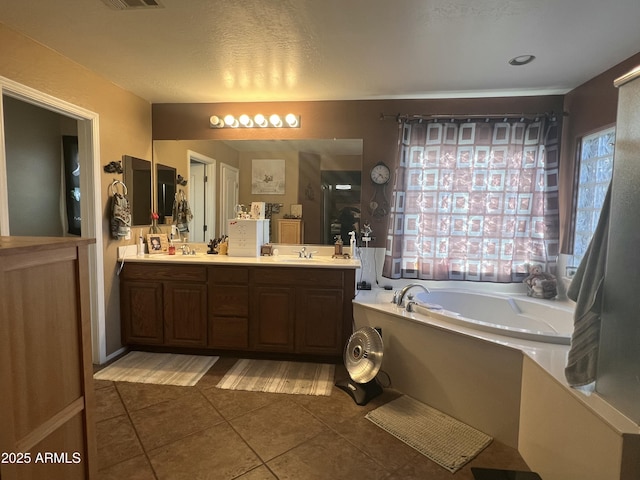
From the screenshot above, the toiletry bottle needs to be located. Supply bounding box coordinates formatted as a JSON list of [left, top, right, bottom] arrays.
[[349, 231, 357, 257], [168, 234, 176, 255], [334, 236, 343, 256], [137, 230, 145, 256]]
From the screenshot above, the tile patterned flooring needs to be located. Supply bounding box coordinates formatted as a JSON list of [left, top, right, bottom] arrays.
[[95, 357, 531, 479]]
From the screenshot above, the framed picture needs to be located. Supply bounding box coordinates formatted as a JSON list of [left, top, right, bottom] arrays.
[[252, 159, 285, 194], [147, 233, 169, 254]]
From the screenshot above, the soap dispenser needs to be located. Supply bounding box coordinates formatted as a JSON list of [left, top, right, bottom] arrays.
[[348, 231, 357, 257], [334, 235, 343, 256]]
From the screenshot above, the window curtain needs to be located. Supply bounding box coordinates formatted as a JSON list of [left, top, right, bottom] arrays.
[[382, 117, 560, 282]]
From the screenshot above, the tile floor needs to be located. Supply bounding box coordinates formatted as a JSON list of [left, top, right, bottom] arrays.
[[94, 357, 531, 479]]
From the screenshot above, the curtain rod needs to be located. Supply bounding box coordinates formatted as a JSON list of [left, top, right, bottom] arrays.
[[379, 112, 562, 122]]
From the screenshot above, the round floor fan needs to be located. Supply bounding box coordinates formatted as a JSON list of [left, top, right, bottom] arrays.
[[335, 326, 384, 405]]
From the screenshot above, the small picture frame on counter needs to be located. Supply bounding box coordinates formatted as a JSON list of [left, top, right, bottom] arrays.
[[290, 204, 302, 218], [147, 233, 169, 254]]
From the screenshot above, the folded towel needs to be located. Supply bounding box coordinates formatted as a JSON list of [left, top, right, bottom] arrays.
[[565, 182, 611, 387]]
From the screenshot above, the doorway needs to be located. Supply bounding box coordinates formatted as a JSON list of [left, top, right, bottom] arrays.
[[187, 150, 216, 243], [0, 76, 105, 364], [220, 163, 239, 236]]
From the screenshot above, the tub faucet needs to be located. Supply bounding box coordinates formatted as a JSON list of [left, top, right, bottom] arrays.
[[394, 283, 430, 307]]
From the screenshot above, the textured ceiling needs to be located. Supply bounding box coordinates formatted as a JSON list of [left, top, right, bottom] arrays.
[[1, 0, 640, 103]]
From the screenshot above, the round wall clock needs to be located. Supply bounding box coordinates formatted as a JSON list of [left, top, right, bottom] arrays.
[[370, 162, 390, 185]]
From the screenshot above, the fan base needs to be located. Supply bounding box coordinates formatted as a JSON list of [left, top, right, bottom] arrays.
[[335, 378, 383, 405]]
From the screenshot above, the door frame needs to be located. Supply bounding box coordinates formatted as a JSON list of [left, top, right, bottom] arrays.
[[187, 150, 216, 242], [0, 76, 106, 364]]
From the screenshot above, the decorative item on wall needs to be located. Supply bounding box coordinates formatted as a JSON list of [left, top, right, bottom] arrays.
[[252, 159, 285, 194], [305, 182, 315, 200], [103, 160, 123, 174], [177, 174, 188, 186], [369, 161, 391, 218]]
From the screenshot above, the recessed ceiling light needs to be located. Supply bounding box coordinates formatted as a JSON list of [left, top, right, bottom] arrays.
[[508, 55, 536, 66]]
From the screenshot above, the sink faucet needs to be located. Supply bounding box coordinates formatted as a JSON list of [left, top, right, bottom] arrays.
[[295, 246, 317, 259], [393, 283, 430, 307]]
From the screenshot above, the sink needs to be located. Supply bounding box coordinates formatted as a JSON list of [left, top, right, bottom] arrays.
[[276, 256, 339, 264]]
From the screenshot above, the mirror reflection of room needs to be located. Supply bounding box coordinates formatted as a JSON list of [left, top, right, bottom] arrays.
[[152, 139, 363, 245]]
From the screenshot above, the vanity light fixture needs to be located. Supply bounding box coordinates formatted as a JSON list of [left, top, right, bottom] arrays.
[[209, 113, 300, 128]]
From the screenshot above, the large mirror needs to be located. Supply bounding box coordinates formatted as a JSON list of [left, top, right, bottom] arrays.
[[152, 139, 363, 244], [122, 154, 152, 226], [156, 163, 176, 225]]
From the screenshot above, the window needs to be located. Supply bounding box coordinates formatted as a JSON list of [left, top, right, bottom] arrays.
[[382, 117, 560, 283], [571, 126, 615, 265]]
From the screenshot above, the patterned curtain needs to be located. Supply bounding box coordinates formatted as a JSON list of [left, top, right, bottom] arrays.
[[382, 117, 560, 283]]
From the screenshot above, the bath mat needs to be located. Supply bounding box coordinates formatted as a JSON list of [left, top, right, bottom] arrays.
[[216, 359, 335, 396], [93, 351, 218, 386], [365, 395, 493, 473]]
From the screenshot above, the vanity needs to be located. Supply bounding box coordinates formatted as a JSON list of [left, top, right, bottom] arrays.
[[119, 252, 359, 360]]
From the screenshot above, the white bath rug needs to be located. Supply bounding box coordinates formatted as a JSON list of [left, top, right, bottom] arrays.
[[216, 359, 335, 396], [365, 395, 493, 473], [94, 351, 218, 386]]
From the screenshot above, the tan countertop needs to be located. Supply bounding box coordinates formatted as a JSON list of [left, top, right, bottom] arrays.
[[119, 251, 361, 269]]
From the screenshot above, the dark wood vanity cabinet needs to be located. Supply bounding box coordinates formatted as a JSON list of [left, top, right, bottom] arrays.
[[250, 267, 353, 356], [121, 262, 355, 358], [121, 263, 208, 347]]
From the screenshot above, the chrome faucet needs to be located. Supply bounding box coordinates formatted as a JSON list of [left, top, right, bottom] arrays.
[[295, 246, 317, 259], [393, 283, 430, 308]]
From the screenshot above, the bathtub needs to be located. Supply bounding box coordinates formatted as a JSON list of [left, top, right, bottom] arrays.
[[406, 289, 574, 345], [352, 286, 639, 479]]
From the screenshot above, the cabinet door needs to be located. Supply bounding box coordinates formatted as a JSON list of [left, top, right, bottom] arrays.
[[250, 286, 295, 352], [164, 282, 208, 347], [296, 287, 344, 355], [121, 280, 164, 345]]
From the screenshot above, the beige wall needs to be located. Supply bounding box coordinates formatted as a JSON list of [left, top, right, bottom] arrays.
[[0, 23, 152, 357]]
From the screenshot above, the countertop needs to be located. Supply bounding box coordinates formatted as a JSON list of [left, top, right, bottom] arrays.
[[119, 250, 361, 269]]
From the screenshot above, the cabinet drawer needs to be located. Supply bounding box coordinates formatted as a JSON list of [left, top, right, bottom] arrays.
[[251, 267, 344, 287], [122, 263, 206, 282], [210, 285, 249, 316], [209, 266, 249, 284]]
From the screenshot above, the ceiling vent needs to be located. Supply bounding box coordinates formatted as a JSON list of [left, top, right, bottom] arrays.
[[100, 0, 163, 10]]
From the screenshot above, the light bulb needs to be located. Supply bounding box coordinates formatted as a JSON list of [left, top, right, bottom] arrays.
[[285, 113, 299, 127], [269, 114, 282, 127], [223, 114, 238, 128], [209, 115, 223, 128], [254, 114, 268, 127], [239, 114, 253, 127]]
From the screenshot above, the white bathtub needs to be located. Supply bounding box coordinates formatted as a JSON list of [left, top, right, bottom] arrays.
[[406, 289, 574, 345], [352, 285, 639, 479]]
